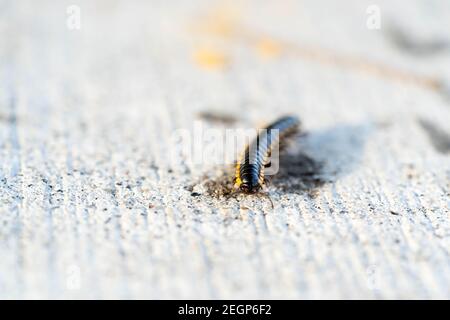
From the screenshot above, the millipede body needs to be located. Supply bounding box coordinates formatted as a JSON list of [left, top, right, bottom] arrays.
[[234, 116, 300, 193]]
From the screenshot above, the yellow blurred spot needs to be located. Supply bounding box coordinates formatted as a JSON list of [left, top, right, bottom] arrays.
[[191, 5, 242, 39], [205, 15, 236, 38], [256, 38, 283, 58], [193, 48, 228, 70]]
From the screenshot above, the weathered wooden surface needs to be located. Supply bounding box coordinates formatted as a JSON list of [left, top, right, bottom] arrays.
[[0, 0, 449, 299]]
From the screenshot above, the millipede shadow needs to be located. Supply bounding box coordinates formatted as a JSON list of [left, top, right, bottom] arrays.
[[269, 151, 327, 197], [270, 123, 371, 196]]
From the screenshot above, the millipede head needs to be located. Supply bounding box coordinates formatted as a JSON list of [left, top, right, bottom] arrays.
[[238, 179, 262, 194]]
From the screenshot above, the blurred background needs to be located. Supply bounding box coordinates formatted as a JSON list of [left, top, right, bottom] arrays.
[[0, 0, 449, 299]]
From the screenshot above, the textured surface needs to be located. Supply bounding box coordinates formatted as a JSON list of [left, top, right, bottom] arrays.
[[0, 0, 449, 299]]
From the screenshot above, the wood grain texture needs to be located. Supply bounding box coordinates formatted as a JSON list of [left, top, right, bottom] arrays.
[[0, 0, 449, 299]]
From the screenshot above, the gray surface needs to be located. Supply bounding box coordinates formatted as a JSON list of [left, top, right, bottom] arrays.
[[0, 0, 449, 299]]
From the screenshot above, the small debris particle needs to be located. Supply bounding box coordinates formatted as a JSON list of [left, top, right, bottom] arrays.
[[197, 111, 237, 125], [191, 192, 201, 197]]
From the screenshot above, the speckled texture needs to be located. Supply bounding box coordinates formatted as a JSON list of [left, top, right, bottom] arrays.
[[0, 0, 449, 299]]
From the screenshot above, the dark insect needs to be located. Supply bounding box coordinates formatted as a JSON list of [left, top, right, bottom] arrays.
[[234, 115, 300, 194]]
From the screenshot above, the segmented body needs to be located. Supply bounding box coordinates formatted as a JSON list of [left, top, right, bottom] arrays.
[[235, 116, 300, 193]]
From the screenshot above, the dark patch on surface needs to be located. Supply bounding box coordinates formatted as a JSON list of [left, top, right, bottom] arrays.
[[197, 111, 238, 125], [193, 148, 324, 199], [201, 168, 236, 198], [283, 123, 371, 190], [390, 210, 400, 216], [195, 169, 277, 210], [271, 123, 371, 195], [418, 118, 450, 154], [270, 151, 327, 196], [191, 192, 202, 197], [386, 23, 449, 56]]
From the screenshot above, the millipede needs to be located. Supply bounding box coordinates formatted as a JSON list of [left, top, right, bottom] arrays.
[[234, 115, 300, 195]]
